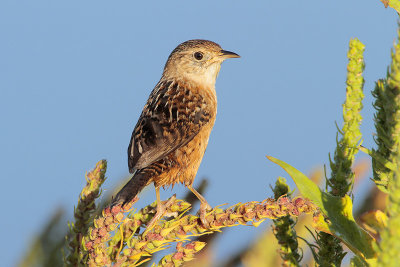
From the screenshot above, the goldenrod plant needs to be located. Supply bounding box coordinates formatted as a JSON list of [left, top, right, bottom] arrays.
[[372, 22, 400, 267], [272, 177, 302, 266], [317, 38, 365, 267]]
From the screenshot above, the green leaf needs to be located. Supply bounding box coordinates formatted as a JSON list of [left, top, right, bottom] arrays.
[[359, 146, 396, 172], [267, 156, 377, 262]]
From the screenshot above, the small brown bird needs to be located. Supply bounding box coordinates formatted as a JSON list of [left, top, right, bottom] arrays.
[[112, 39, 239, 228]]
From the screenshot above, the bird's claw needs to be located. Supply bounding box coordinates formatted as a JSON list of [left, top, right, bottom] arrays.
[[199, 202, 212, 228], [142, 195, 177, 236]]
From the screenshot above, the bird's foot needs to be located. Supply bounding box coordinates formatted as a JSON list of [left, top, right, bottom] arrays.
[[199, 202, 212, 228], [142, 195, 176, 236]]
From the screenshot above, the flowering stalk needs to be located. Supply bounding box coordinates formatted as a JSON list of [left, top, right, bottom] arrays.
[[328, 38, 365, 197], [376, 25, 400, 266], [318, 38, 365, 267], [66, 160, 107, 266], [81, 195, 317, 266], [371, 23, 400, 193], [272, 177, 301, 266], [83, 200, 137, 266]]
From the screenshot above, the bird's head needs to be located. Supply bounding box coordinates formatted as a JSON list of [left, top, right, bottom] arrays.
[[163, 39, 240, 88]]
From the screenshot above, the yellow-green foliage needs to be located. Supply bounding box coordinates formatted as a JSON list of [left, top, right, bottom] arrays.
[[375, 25, 400, 267], [371, 24, 400, 194], [380, 0, 400, 13], [272, 177, 301, 267], [328, 38, 365, 197], [318, 38, 365, 267]]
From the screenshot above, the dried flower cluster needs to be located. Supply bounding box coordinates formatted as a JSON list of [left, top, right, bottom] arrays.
[[79, 195, 316, 266]]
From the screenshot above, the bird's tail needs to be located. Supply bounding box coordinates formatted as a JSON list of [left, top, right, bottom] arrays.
[[110, 170, 152, 207]]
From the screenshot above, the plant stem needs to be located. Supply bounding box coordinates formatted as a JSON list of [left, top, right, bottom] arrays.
[[318, 38, 365, 266]]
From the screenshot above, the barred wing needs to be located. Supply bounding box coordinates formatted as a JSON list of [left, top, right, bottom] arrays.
[[128, 80, 212, 172]]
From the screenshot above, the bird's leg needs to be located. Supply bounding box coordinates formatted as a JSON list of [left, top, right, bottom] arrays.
[[143, 187, 176, 236], [188, 185, 212, 227], [144, 187, 164, 235]]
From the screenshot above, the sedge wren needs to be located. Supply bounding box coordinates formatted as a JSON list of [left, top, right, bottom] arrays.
[[111, 39, 239, 228]]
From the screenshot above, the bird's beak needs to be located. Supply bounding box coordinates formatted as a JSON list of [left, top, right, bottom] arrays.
[[220, 50, 240, 59]]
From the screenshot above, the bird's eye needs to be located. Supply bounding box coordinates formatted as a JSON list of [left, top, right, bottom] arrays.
[[194, 52, 203, 60]]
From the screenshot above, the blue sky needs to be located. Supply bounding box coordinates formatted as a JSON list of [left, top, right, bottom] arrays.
[[1, 1, 398, 265]]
